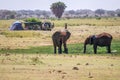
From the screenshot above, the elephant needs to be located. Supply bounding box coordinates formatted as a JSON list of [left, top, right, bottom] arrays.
[[83, 32, 113, 54], [52, 23, 71, 54]]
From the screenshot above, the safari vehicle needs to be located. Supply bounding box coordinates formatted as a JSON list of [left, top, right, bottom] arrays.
[[42, 22, 54, 31], [24, 22, 42, 30], [24, 22, 54, 31]]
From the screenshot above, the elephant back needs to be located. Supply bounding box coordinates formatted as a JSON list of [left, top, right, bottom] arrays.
[[96, 32, 112, 40]]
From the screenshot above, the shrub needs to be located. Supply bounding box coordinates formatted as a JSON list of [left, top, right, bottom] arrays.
[[24, 18, 40, 22], [31, 57, 44, 64], [96, 17, 101, 20]]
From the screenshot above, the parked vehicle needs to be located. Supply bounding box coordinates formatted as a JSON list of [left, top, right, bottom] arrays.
[[24, 21, 54, 31]]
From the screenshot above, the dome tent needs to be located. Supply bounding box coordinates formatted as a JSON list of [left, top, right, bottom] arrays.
[[9, 21, 24, 30]]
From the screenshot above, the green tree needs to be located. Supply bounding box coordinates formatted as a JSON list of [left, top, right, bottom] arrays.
[[50, 1, 66, 18], [116, 9, 120, 17], [24, 18, 40, 22], [117, 13, 120, 17], [95, 9, 105, 17]]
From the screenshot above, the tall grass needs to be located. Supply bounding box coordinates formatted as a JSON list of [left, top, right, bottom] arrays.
[[0, 31, 42, 38], [50, 17, 120, 27], [1, 17, 120, 30], [0, 20, 21, 30]]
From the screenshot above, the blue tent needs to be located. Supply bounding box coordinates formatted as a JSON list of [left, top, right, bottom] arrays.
[[9, 21, 24, 30]]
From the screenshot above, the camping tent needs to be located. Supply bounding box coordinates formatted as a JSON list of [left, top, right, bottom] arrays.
[[9, 21, 24, 30]]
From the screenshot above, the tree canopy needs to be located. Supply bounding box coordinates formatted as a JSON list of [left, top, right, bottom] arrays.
[[50, 1, 67, 18]]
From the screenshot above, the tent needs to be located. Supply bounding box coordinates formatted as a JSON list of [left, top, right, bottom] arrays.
[[9, 21, 24, 30]]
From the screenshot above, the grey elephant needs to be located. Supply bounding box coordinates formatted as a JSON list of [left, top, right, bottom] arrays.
[[52, 23, 71, 54], [84, 32, 113, 54]]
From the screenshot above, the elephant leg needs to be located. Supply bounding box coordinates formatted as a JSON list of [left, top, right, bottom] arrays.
[[53, 39, 57, 54], [83, 44, 86, 53], [63, 42, 68, 54], [58, 47, 62, 54], [93, 45, 97, 54], [54, 45, 56, 54], [107, 45, 111, 53], [58, 40, 62, 54]]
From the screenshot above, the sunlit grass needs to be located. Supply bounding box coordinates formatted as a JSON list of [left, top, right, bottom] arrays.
[[50, 17, 120, 27], [0, 20, 16, 30], [0, 31, 43, 38], [0, 17, 120, 30], [0, 40, 119, 55], [0, 52, 120, 80]]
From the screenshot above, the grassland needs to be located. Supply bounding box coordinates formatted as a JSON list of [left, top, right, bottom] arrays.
[[0, 25, 120, 50], [0, 18, 120, 80], [0, 54, 120, 80], [1, 17, 120, 30], [50, 17, 120, 27], [0, 40, 120, 54]]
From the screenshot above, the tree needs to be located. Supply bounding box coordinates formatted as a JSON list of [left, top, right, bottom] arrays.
[[50, 1, 66, 18], [0, 10, 16, 19], [107, 11, 115, 17], [95, 9, 105, 17], [116, 9, 120, 17], [117, 13, 120, 17], [68, 10, 75, 15]]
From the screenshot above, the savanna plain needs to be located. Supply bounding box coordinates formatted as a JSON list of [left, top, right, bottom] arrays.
[[0, 18, 120, 80]]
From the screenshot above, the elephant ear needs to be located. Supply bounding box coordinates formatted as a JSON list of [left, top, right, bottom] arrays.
[[65, 31, 71, 40], [90, 35, 96, 44]]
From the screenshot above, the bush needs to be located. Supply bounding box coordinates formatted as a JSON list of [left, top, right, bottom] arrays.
[[96, 17, 101, 20], [31, 57, 44, 65], [24, 18, 40, 22]]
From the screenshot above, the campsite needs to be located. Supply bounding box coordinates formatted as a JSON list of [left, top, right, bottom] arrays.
[[9, 19, 54, 31]]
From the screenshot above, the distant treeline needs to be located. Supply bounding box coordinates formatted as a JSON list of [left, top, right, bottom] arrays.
[[0, 9, 120, 19]]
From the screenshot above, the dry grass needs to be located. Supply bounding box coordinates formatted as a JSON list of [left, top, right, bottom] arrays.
[[0, 26, 120, 49], [0, 54, 120, 80], [0, 20, 16, 30], [0, 18, 120, 49], [51, 18, 120, 27]]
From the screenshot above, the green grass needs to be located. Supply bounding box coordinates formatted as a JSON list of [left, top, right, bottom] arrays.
[[0, 40, 120, 55], [50, 17, 120, 27]]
